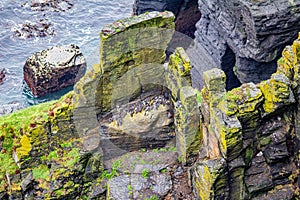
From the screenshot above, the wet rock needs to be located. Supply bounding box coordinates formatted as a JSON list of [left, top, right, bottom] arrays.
[[22, 0, 73, 12], [0, 68, 5, 84], [24, 44, 86, 97], [12, 19, 55, 39]]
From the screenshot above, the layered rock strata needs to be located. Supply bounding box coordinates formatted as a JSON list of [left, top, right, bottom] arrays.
[[192, 35, 300, 199], [2, 8, 300, 200], [192, 0, 300, 89], [24, 44, 86, 97]]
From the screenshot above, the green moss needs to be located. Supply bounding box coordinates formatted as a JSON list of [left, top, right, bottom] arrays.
[[48, 150, 58, 160], [0, 153, 18, 175], [142, 168, 150, 179], [66, 148, 80, 167], [32, 164, 50, 181]]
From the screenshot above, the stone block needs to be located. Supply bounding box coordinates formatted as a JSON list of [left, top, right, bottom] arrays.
[[24, 44, 86, 97]]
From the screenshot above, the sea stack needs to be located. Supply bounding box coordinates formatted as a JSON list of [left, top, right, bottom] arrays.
[[23, 44, 86, 97]]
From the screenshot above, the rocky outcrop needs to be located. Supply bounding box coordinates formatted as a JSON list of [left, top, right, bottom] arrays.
[[2, 6, 300, 200], [166, 47, 201, 165], [191, 35, 300, 199], [21, 0, 73, 12], [0, 68, 5, 84], [24, 44, 86, 97], [0, 11, 178, 199], [192, 0, 300, 89], [133, 0, 200, 38], [12, 19, 55, 39]]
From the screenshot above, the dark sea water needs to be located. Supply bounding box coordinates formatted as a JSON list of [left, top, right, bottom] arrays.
[[0, 0, 132, 107]]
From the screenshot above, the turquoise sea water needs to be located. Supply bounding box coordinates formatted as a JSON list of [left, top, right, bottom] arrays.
[[0, 0, 132, 107]]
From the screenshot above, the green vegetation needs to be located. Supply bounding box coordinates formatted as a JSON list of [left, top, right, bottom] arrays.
[[101, 160, 122, 180], [142, 168, 150, 179], [144, 195, 159, 200], [32, 164, 50, 181]]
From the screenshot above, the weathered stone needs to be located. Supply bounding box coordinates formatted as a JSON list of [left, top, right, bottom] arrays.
[[107, 173, 172, 200], [84, 11, 175, 113], [252, 185, 295, 200], [24, 44, 86, 97], [100, 103, 174, 160], [191, 158, 227, 200], [107, 175, 131, 200], [192, 0, 300, 88], [166, 47, 192, 99], [260, 73, 295, 114], [245, 152, 273, 195], [20, 172, 33, 192]]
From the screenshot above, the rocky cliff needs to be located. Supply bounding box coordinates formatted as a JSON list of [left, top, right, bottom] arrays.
[[1, 3, 300, 200], [192, 0, 300, 90], [192, 35, 300, 199]]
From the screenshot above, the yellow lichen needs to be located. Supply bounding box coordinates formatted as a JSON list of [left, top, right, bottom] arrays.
[[16, 135, 32, 158]]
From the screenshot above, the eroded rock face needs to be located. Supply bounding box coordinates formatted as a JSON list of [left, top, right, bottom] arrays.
[[192, 0, 300, 89], [24, 44, 86, 97]]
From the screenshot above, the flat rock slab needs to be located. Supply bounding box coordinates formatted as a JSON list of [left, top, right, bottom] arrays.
[[24, 44, 86, 97], [107, 173, 172, 200], [104, 149, 177, 174]]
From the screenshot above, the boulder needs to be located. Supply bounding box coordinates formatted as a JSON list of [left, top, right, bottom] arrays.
[[24, 44, 86, 97], [0, 68, 5, 84], [12, 19, 55, 39]]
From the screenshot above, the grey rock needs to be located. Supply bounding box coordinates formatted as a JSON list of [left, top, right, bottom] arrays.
[[192, 0, 300, 89], [21, 172, 33, 192]]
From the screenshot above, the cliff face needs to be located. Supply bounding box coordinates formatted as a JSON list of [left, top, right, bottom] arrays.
[[193, 35, 300, 199], [133, 0, 200, 38], [192, 0, 300, 89], [0, 12, 176, 199], [1, 3, 300, 199]]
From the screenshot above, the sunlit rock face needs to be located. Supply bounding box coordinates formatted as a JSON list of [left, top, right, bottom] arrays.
[[24, 44, 86, 97], [192, 0, 300, 89]]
